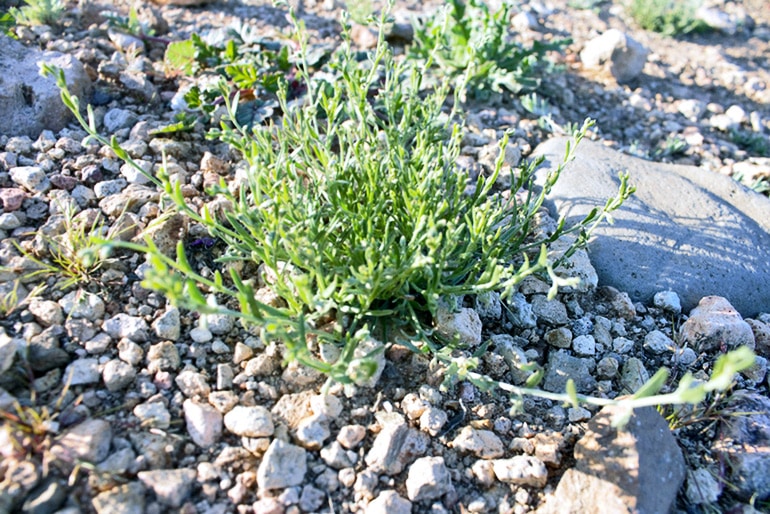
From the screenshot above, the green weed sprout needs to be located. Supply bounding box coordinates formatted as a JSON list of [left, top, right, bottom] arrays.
[[42, 11, 753, 426], [628, 0, 709, 36], [409, 0, 569, 98], [8, 0, 64, 26]]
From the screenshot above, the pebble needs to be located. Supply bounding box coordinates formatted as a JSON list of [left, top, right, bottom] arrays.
[[643, 330, 674, 354], [224, 406, 274, 438], [190, 327, 213, 343], [50, 419, 112, 466], [152, 307, 181, 341], [10, 166, 50, 193], [0, 188, 26, 211], [175, 370, 211, 398], [365, 423, 429, 475], [435, 304, 483, 347], [543, 350, 596, 393], [100, 358, 135, 392], [451, 427, 505, 459], [473, 291, 502, 320], [506, 293, 537, 328], [63, 358, 100, 386], [366, 490, 412, 514], [146, 341, 181, 373], [678, 296, 755, 352], [686, 467, 722, 504], [21, 477, 67, 514], [572, 334, 596, 356], [28, 299, 64, 327], [117, 339, 144, 366], [296, 415, 330, 450], [103, 313, 149, 342], [405, 456, 452, 502], [531, 295, 569, 326], [337, 425, 367, 449], [620, 357, 650, 394], [419, 407, 448, 437], [321, 441, 355, 469], [653, 290, 682, 314], [299, 485, 325, 512], [257, 440, 307, 490], [137, 469, 197, 508], [58, 290, 105, 320], [133, 400, 171, 429], [92, 482, 146, 514], [492, 456, 548, 487], [103, 108, 138, 132]]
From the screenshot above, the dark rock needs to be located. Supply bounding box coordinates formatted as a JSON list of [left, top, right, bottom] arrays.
[[538, 405, 684, 513], [534, 137, 770, 316]]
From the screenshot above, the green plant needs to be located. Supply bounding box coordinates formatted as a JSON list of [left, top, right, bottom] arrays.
[[8, 0, 64, 26], [2, 203, 118, 291], [729, 129, 770, 157], [652, 135, 688, 159], [628, 0, 709, 36], [43, 12, 754, 427], [408, 0, 569, 98]]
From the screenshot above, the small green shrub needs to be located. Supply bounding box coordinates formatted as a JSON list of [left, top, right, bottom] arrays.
[[43, 12, 754, 425], [408, 0, 569, 98], [628, 0, 709, 36], [8, 0, 64, 26]]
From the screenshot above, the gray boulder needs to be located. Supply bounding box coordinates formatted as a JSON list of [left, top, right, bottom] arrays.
[[0, 35, 92, 138], [534, 137, 770, 316], [580, 29, 648, 83]]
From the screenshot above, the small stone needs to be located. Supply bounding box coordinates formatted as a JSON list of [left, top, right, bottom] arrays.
[[321, 441, 355, 469], [580, 29, 648, 83], [311, 393, 343, 418], [679, 296, 755, 352], [92, 482, 145, 514], [175, 370, 211, 398], [103, 313, 149, 342], [0, 188, 26, 212], [189, 327, 212, 343], [531, 295, 569, 325], [184, 399, 222, 448], [10, 166, 50, 193], [452, 427, 504, 459], [596, 356, 619, 379], [133, 400, 171, 429], [224, 406, 274, 437], [146, 341, 181, 373], [204, 312, 235, 335], [543, 350, 596, 393], [612, 337, 635, 354], [152, 307, 180, 341], [366, 490, 412, 514], [21, 477, 67, 514], [118, 339, 143, 366], [63, 358, 100, 386], [103, 108, 138, 132], [50, 419, 112, 466], [102, 359, 136, 391], [337, 425, 367, 449], [545, 327, 572, 348], [299, 485, 325, 512], [365, 423, 429, 475], [419, 407, 448, 437], [217, 364, 234, 390], [58, 290, 105, 320], [233, 342, 253, 364], [568, 407, 592, 422], [644, 330, 674, 354], [137, 469, 197, 508], [473, 291, 502, 320], [506, 293, 537, 328], [686, 467, 722, 505], [257, 439, 307, 490], [405, 456, 452, 502], [471, 459, 496, 487], [296, 414, 330, 450], [435, 305, 482, 347], [572, 334, 596, 356], [492, 456, 548, 487], [653, 291, 682, 314]]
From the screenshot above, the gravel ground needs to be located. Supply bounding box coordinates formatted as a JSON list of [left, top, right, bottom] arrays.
[[1, 0, 770, 513]]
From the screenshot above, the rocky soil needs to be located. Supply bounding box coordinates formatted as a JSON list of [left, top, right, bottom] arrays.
[[1, 1, 770, 513]]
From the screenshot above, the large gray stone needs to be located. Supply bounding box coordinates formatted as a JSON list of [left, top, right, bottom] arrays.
[[534, 137, 770, 316], [0, 35, 92, 138]]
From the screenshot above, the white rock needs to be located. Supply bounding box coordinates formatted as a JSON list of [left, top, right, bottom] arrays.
[[405, 456, 452, 502], [28, 299, 63, 327], [257, 439, 307, 490], [102, 359, 136, 392], [63, 358, 100, 386], [152, 307, 180, 341], [337, 425, 367, 449], [223, 406, 274, 438], [653, 291, 681, 314], [58, 290, 105, 320], [580, 29, 648, 83], [365, 490, 412, 514], [137, 469, 196, 508], [492, 456, 548, 487], [419, 407, 448, 437], [435, 305, 482, 347], [296, 414, 330, 450], [133, 401, 170, 429], [175, 370, 211, 398], [452, 426, 504, 459], [103, 313, 149, 342], [184, 399, 222, 448], [10, 166, 50, 193]]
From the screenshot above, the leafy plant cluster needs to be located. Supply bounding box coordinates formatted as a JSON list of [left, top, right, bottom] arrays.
[[409, 0, 569, 99], [627, 0, 709, 36], [42, 6, 756, 422], [4, 0, 63, 28]]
